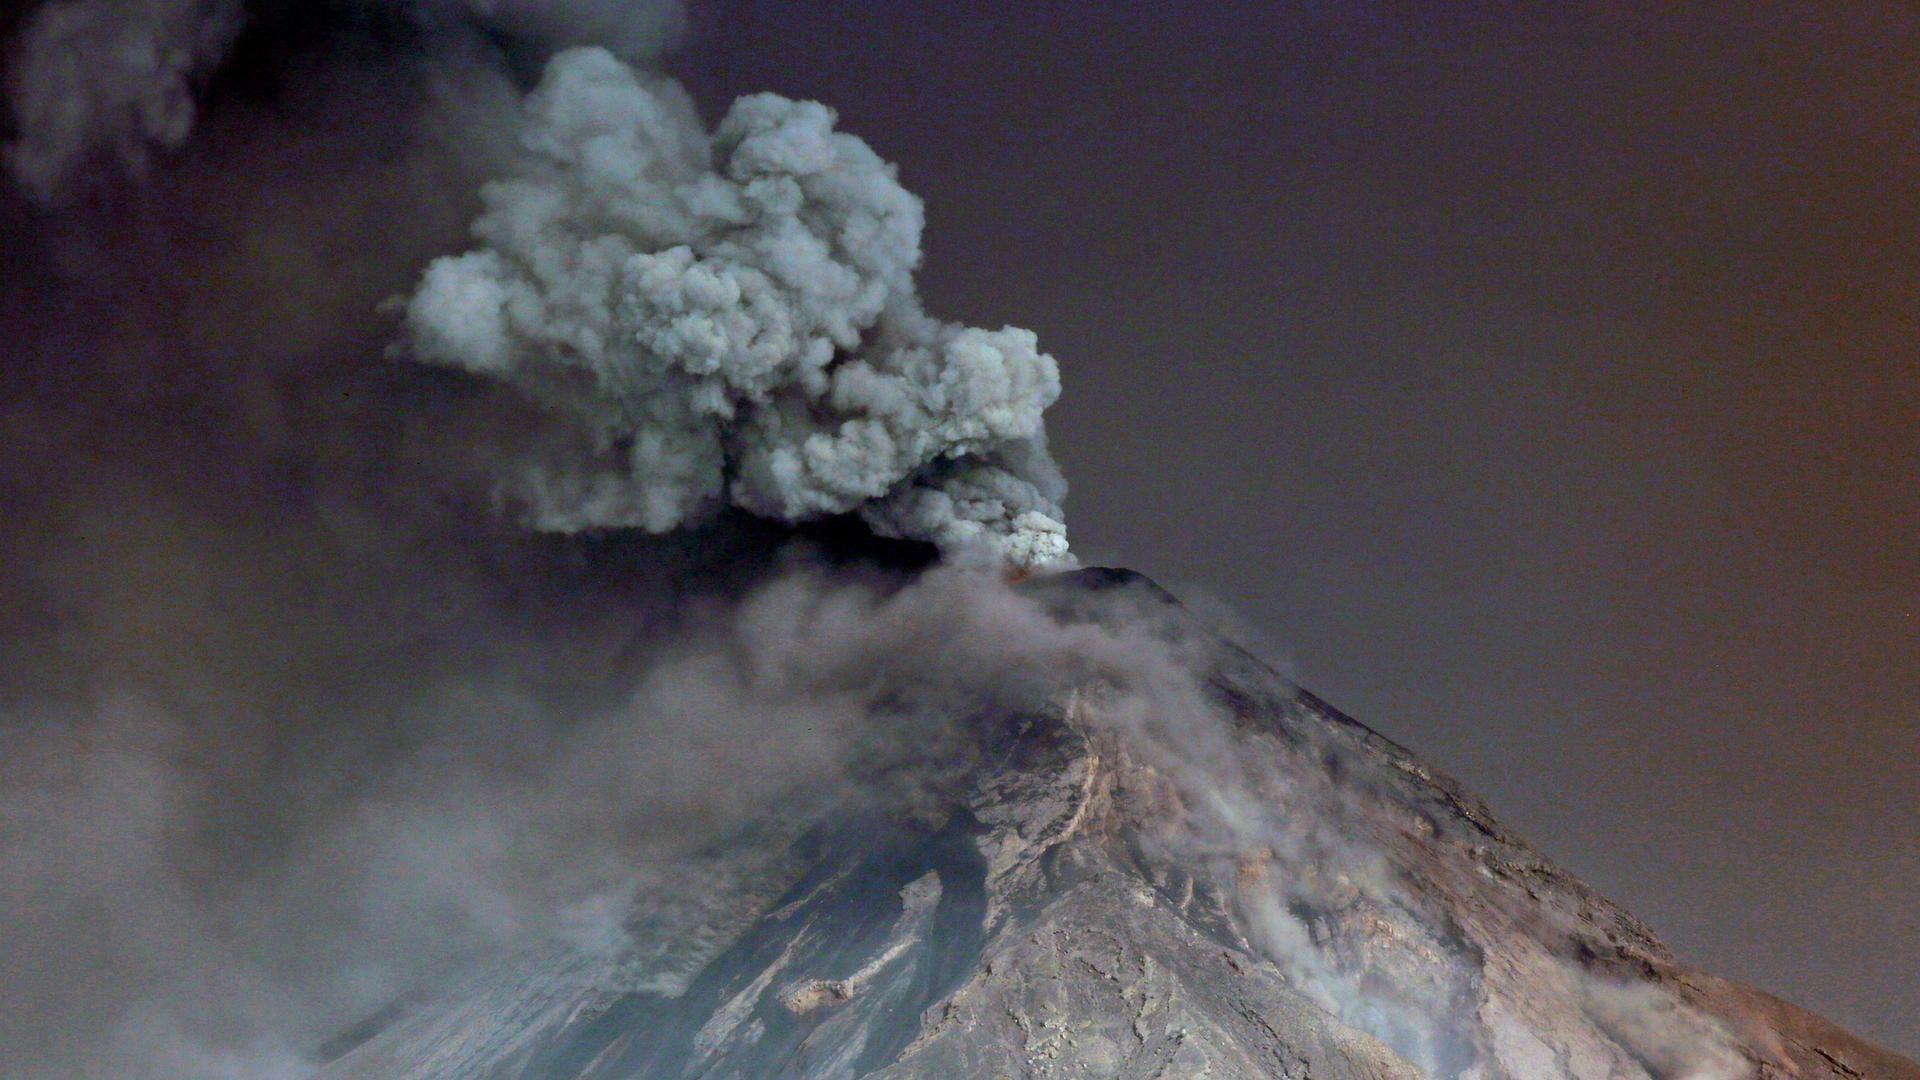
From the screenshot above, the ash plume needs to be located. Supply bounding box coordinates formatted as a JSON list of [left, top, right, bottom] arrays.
[[0, 563, 1096, 1079], [0, 1, 1065, 1072], [401, 46, 1071, 567], [7, 0, 1071, 566]]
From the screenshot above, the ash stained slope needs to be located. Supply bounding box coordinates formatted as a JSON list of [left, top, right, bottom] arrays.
[[319, 568, 1920, 1080], [401, 46, 1071, 567]]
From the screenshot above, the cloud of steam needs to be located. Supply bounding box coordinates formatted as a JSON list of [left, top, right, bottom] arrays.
[[401, 46, 1072, 567]]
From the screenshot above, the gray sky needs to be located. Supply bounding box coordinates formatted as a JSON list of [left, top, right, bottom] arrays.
[[672, 0, 1919, 1055]]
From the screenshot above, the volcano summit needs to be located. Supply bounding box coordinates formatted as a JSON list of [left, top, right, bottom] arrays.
[[313, 568, 1918, 1080]]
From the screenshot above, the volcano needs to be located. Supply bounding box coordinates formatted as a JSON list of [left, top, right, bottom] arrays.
[[4, 2, 1914, 1076], [312, 568, 1916, 1080]]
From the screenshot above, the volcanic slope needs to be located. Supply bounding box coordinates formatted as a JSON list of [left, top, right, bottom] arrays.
[[317, 568, 1919, 1080]]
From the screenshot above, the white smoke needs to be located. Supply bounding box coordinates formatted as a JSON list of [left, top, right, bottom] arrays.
[[401, 46, 1072, 567], [0, 563, 1154, 1079], [1579, 973, 1749, 1080]]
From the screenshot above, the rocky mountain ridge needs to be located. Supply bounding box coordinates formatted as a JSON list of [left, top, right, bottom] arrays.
[[317, 568, 1919, 1080]]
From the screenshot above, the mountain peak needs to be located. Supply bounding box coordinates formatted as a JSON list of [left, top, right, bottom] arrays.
[[318, 566, 1919, 1080]]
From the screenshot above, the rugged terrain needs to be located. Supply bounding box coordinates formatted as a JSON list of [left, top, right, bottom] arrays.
[[316, 569, 1919, 1080]]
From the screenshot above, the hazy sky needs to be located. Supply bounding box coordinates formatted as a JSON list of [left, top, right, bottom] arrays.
[[671, 0, 1918, 1054]]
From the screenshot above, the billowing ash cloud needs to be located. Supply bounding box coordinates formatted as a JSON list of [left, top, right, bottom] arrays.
[[401, 47, 1072, 567], [0, 1, 1069, 1068], [7, 0, 1070, 566], [0, 4, 1783, 1080]]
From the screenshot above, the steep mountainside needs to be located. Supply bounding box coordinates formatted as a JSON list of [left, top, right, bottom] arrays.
[[317, 569, 1919, 1080]]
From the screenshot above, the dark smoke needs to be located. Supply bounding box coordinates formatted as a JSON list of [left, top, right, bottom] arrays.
[[1, 0, 684, 204], [0, 1, 1078, 1074]]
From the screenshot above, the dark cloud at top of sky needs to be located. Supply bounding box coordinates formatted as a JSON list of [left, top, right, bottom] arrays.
[[0, 0, 686, 204]]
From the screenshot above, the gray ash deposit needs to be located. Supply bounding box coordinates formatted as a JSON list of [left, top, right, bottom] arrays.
[[314, 569, 1917, 1080]]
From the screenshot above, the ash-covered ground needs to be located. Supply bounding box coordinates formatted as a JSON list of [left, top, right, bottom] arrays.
[[314, 568, 1918, 1080]]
